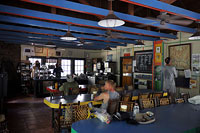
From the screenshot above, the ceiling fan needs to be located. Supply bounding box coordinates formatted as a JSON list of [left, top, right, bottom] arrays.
[[98, 29, 125, 39], [74, 39, 94, 46], [137, 12, 193, 28]]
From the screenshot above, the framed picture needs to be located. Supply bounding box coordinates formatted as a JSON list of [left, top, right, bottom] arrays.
[[35, 47, 43, 53], [169, 43, 191, 70]]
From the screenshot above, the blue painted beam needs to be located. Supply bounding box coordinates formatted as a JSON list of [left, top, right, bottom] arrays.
[[0, 32, 119, 48], [0, 4, 177, 39], [0, 37, 108, 49], [120, 0, 200, 21], [0, 31, 124, 49], [19, 0, 196, 33], [0, 24, 126, 47], [0, 15, 151, 42]]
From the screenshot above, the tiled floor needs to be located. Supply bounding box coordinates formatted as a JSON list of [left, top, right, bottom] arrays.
[[6, 95, 54, 133]]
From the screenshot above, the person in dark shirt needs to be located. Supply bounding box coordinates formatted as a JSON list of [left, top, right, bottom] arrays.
[[53, 63, 63, 78]]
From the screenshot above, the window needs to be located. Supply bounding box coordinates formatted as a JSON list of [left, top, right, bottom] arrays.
[[28, 58, 42, 68], [75, 60, 84, 75], [45, 59, 57, 74], [61, 59, 71, 76]]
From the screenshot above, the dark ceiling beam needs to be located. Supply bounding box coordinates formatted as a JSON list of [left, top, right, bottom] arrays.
[[78, 0, 102, 19], [160, 0, 177, 4], [128, 4, 134, 15], [121, 0, 200, 21], [18, 0, 194, 34]]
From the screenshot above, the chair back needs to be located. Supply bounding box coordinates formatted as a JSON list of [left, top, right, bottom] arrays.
[[73, 104, 90, 122], [107, 98, 120, 115]]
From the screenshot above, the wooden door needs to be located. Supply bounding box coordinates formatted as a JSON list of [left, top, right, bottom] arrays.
[[122, 58, 133, 87]]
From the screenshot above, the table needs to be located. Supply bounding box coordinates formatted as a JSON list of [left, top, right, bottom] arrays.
[[33, 77, 66, 97], [44, 94, 102, 127], [72, 103, 200, 133]]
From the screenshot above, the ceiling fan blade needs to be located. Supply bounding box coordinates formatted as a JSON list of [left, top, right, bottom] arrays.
[[169, 15, 183, 20], [169, 20, 193, 25]]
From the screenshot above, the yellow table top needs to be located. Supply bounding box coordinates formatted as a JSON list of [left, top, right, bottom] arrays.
[[44, 94, 102, 109]]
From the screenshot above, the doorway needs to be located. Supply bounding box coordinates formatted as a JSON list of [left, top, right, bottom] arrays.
[[120, 56, 134, 87]]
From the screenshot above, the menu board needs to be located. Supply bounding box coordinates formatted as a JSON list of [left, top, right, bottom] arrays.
[[135, 51, 153, 73]]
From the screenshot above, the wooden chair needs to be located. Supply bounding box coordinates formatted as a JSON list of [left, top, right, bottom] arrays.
[[122, 94, 131, 102], [107, 98, 120, 116], [139, 93, 155, 109], [139, 98, 155, 109], [119, 101, 134, 112], [54, 102, 77, 133], [73, 104, 90, 122]]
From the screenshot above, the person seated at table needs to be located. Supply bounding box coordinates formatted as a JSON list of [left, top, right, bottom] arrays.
[[59, 75, 79, 96], [94, 80, 120, 112]]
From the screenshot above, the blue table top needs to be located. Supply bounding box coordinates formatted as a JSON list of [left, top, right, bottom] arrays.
[[72, 103, 200, 133]]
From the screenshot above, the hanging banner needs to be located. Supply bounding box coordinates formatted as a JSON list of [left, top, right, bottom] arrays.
[[154, 40, 163, 66]]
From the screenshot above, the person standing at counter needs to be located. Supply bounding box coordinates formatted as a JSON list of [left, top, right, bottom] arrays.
[[59, 75, 79, 95], [53, 63, 63, 78], [31, 60, 40, 78], [163, 57, 178, 102]]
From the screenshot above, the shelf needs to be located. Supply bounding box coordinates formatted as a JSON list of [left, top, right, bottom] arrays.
[[134, 78, 152, 81]]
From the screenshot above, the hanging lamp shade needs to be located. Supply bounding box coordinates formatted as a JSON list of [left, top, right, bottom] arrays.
[[45, 41, 56, 47], [134, 41, 145, 48], [189, 30, 200, 40], [60, 24, 77, 41], [98, 10, 125, 28], [60, 31, 77, 41], [104, 46, 112, 50]]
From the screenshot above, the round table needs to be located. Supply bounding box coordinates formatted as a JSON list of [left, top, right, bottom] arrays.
[[72, 103, 200, 133]]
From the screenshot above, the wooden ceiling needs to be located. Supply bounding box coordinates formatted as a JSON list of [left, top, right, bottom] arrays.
[[0, 0, 199, 50]]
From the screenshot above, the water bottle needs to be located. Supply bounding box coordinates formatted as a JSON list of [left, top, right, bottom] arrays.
[[133, 103, 140, 117]]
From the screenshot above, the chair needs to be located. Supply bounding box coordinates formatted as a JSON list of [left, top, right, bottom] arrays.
[[107, 98, 120, 116], [139, 93, 155, 109], [119, 101, 134, 112], [54, 102, 77, 133], [73, 104, 90, 122]]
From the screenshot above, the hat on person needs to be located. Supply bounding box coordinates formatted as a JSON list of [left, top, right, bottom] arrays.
[[66, 75, 74, 82]]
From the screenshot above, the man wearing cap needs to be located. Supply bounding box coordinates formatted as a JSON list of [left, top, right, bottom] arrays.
[[59, 75, 79, 95]]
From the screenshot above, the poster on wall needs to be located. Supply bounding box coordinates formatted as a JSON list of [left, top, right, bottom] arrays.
[[190, 79, 197, 89], [23, 47, 35, 56], [107, 54, 113, 61], [169, 43, 191, 70], [192, 54, 200, 73], [154, 40, 163, 66]]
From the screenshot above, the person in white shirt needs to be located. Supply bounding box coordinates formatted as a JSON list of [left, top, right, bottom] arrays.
[[163, 57, 178, 102]]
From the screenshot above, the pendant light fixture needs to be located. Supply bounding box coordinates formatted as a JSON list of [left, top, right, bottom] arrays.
[[134, 40, 145, 48], [189, 29, 200, 40], [60, 24, 77, 41], [189, 22, 200, 40], [98, 0, 125, 28], [104, 46, 112, 50]]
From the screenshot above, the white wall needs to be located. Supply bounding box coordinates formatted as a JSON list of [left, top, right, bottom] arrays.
[[21, 45, 101, 60]]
